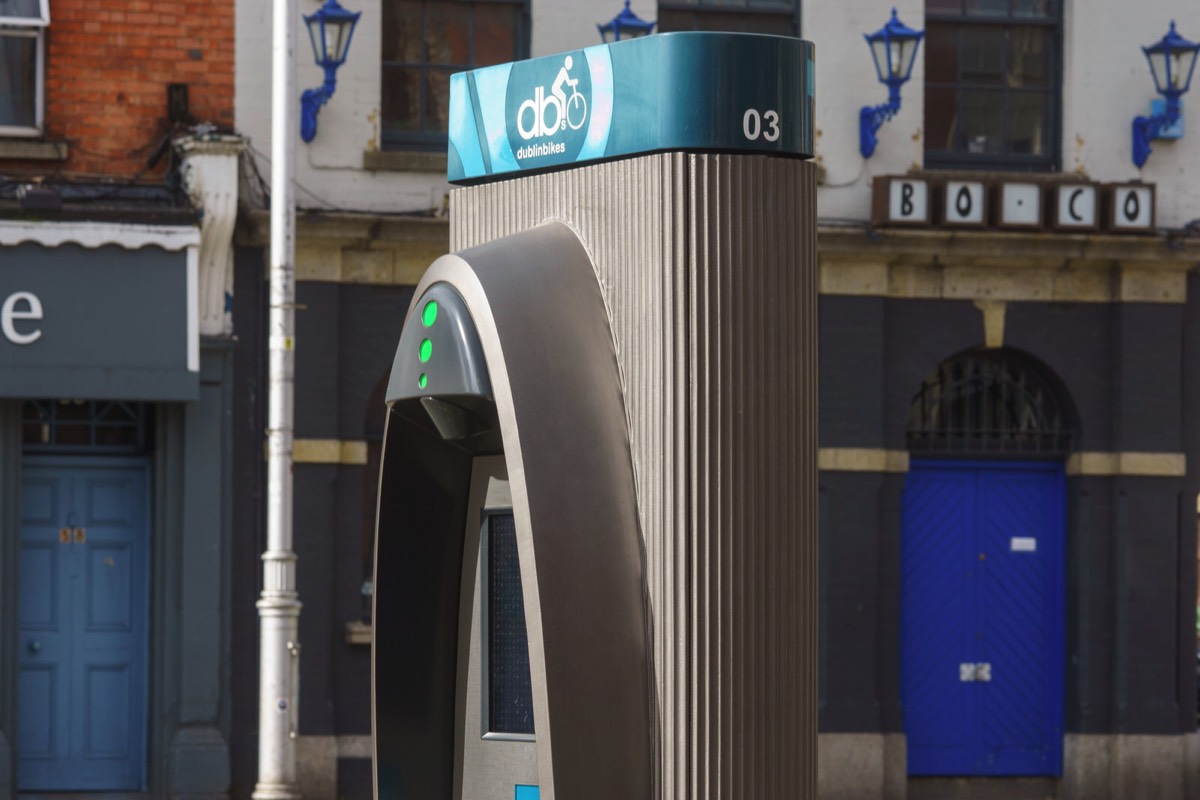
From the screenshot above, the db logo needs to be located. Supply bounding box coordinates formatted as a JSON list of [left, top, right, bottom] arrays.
[[517, 56, 588, 140]]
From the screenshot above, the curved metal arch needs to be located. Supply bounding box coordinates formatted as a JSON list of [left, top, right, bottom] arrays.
[[907, 349, 1076, 456], [372, 222, 652, 800]]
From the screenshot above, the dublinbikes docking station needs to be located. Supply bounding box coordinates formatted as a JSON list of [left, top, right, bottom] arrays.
[[372, 32, 819, 800]]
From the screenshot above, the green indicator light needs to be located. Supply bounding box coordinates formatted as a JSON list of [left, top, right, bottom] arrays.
[[418, 373, 428, 389], [419, 338, 432, 362], [422, 300, 439, 327]]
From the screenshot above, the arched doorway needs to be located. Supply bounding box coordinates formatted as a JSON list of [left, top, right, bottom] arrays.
[[901, 350, 1075, 776]]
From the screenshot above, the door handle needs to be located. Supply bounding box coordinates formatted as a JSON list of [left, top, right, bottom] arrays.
[[27, 640, 41, 655]]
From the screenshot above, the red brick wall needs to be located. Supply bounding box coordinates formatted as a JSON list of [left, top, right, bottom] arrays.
[[10, 0, 234, 179]]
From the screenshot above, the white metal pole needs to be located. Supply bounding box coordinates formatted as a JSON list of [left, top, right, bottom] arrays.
[[255, 0, 301, 794]]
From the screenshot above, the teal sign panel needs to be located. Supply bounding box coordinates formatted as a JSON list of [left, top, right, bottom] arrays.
[[448, 32, 815, 184], [0, 243, 198, 401]]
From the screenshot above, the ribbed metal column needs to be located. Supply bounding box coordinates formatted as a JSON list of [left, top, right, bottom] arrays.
[[452, 152, 817, 799]]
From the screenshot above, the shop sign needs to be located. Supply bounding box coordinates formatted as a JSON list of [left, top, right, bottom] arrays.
[[0, 242, 198, 401], [872, 177, 1155, 235], [448, 33, 815, 184]]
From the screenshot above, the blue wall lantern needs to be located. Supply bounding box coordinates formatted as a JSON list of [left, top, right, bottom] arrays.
[[859, 8, 924, 159], [598, 0, 655, 44], [300, 0, 362, 143], [1132, 21, 1200, 168]]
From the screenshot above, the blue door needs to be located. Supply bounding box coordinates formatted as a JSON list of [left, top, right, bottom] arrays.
[[18, 461, 150, 790], [901, 460, 1064, 776]]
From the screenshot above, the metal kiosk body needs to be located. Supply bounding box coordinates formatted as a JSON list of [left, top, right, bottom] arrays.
[[373, 32, 819, 800]]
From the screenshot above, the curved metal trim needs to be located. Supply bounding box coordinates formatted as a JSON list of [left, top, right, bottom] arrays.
[[374, 221, 652, 800]]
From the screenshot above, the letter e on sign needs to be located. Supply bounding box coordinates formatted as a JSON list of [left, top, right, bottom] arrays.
[[943, 181, 986, 227], [1109, 184, 1154, 233], [1, 291, 43, 345]]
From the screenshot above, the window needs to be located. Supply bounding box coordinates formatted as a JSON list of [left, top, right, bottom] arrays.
[[0, 0, 47, 135], [22, 400, 153, 455], [924, 0, 1061, 170], [657, 0, 799, 36], [381, 0, 529, 150]]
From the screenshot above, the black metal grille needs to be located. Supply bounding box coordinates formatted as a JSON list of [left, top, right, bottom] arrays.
[[22, 400, 151, 455], [907, 352, 1072, 455]]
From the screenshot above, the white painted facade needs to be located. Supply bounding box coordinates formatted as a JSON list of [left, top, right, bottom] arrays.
[[236, 0, 1200, 227], [232, 3, 1200, 798]]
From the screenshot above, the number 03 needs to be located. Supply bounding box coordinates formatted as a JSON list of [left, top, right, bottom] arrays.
[[743, 109, 781, 143]]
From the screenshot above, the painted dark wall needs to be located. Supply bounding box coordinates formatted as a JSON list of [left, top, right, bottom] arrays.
[[818, 292, 1200, 738], [230, 246, 267, 799], [291, 282, 414, 740], [817, 471, 904, 734], [229, 266, 1200, 785], [229, 263, 414, 796]]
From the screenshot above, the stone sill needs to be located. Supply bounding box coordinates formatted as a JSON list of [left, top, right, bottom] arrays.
[[362, 149, 448, 174], [0, 138, 68, 161], [238, 208, 447, 247], [818, 224, 1200, 270], [345, 620, 371, 646]]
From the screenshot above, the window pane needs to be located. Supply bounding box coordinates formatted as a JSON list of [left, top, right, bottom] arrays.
[[487, 513, 534, 736], [925, 25, 959, 85], [740, 13, 794, 35], [474, 5, 517, 66], [1013, 0, 1054, 18], [0, 0, 43, 22], [658, 9, 792, 34], [960, 26, 1005, 85], [382, 1, 526, 147], [381, 0, 422, 63], [0, 34, 35, 128], [925, 86, 959, 151], [1008, 91, 1048, 154], [656, 10, 695, 31], [1009, 27, 1049, 86], [927, 0, 964, 14], [958, 89, 1006, 154], [925, 0, 1058, 166], [425, 68, 452, 133], [964, 0, 1007, 16], [381, 65, 421, 133], [426, 3, 471, 65]]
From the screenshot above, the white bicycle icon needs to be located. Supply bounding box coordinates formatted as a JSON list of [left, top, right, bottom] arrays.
[[564, 86, 587, 131]]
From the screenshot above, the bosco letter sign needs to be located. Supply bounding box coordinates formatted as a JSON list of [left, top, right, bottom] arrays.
[[1, 291, 43, 345]]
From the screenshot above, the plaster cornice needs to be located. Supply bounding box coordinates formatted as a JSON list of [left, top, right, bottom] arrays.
[[0, 219, 200, 251]]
